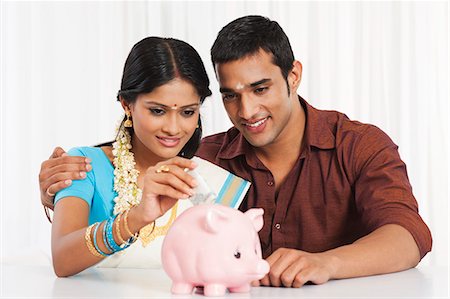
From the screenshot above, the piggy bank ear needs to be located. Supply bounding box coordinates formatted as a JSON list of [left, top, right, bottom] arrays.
[[244, 208, 264, 232], [205, 207, 229, 234]]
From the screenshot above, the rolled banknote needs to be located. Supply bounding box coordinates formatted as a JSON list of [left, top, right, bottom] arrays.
[[188, 157, 251, 209]]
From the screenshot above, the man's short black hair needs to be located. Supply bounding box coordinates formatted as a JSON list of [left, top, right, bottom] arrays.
[[211, 15, 295, 81]]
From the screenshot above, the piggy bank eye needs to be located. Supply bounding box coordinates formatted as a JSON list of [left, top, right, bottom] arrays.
[[234, 250, 241, 259]]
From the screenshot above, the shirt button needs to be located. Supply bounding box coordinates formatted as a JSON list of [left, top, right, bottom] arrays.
[[275, 223, 281, 230], [267, 181, 274, 186]]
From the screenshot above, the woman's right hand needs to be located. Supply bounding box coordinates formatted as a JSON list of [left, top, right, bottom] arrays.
[[132, 157, 198, 228]]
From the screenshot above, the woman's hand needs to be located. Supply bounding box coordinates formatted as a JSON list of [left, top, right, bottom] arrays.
[[133, 157, 198, 227]]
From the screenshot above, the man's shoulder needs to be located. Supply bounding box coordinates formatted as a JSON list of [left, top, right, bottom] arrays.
[[310, 105, 391, 144], [337, 116, 395, 147], [308, 104, 396, 151]]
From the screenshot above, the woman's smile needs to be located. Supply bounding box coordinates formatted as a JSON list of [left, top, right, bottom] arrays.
[[156, 136, 181, 148]]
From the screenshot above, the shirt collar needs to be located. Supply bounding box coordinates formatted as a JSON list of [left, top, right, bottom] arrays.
[[217, 96, 336, 162], [301, 96, 336, 150], [217, 127, 250, 159]]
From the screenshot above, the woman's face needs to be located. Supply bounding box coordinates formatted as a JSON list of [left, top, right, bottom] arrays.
[[128, 78, 200, 161]]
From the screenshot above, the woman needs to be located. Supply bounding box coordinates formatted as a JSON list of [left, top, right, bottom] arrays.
[[51, 37, 212, 277]]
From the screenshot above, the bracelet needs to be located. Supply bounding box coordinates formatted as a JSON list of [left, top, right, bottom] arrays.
[[115, 212, 137, 247], [115, 212, 127, 245], [123, 209, 139, 239], [105, 215, 129, 252], [84, 223, 104, 258], [102, 220, 114, 252], [92, 222, 113, 257]]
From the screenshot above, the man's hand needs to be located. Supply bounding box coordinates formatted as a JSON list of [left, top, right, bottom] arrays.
[[39, 147, 92, 210], [258, 248, 337, 288], [254, 225, 420, 288]]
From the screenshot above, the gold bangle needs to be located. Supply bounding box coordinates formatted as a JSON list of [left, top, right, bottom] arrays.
[[115, 212, 127, 245], [85, 223, 104, 258], [123, 209, 139, 238]]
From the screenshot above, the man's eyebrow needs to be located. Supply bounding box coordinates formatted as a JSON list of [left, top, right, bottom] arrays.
[[219, 78, 272, 93], [250, 78, 271, 87], [219, 87, 234, 93]]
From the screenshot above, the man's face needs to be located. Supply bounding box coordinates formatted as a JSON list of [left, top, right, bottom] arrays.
[[215, 49, 299, 148]]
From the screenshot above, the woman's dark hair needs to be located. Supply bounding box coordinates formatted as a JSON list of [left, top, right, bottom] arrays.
[[211, 15, 294, 83], [116, 37, 212, 158]]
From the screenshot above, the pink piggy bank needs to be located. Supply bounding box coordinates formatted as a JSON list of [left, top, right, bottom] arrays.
[[161, 204, 270, 296]]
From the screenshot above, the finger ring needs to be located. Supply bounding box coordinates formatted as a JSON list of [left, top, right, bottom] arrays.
[[46, 188, 55, 197], [156, 165, 170, 174]]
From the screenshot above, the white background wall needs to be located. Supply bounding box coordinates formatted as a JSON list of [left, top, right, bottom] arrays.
[[1, 1, 448, 268]]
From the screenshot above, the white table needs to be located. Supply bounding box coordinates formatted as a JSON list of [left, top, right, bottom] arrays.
[[1, 262, 448, 298]]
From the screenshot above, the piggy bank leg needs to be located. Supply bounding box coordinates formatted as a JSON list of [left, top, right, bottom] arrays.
[[204, 284, 227, 296], [171, 282, 194, 294], [229, 284, 251, 293]]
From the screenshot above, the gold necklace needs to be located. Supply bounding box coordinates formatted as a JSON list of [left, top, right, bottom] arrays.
[[139, 202, 178, 247]]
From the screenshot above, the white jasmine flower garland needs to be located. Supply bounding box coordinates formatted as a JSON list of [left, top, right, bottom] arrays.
[[112, 124, 143, 215], [111, 123, 177, 247]]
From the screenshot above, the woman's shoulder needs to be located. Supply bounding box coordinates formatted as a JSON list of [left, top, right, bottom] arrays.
[[67, 146, 113, 168], [67, 146, 103, 158]]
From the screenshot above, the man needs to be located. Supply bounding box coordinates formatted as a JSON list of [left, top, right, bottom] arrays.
[[39, 15, 432, 287]]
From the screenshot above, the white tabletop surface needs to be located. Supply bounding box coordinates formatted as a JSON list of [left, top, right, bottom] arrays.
[[1, 260, 448, 298]]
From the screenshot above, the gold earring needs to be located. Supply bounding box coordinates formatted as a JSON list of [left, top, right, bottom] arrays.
[[124, 111, 133, 128]]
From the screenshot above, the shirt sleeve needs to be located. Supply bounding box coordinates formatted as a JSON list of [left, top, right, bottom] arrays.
[[353, 125, 432, 259], [54, 147, 95, 207]]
